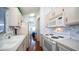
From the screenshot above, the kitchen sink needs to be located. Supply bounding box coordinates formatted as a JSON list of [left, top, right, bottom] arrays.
[[0, 36, 19, 50]]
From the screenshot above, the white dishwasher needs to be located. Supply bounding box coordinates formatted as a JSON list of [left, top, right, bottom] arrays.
[[43, 37, 57, 51]]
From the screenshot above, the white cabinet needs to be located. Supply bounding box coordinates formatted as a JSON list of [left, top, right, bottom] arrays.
[[46, 7, 65, 27], [43, 38, 53, 51], [56, 15, 65, 26], [57, 44, 71, 51], [17, 43, 24, 51], [46, 7, 64, 20], [54, 7, 64, 16], [23, 36, 28, 51], [23, 37, 26, 51], [17, 36, 28, 51], [47, 18, 57, 27], [45, 8, 54, 27], [64, 7, 79, 25], [46, 9, 55, 20], [40, 35, 44, 47], [48, 14, 65, 27], [7, 8, 22, 26], [41, 35, 57, 51], [43, 37, 57, 51]]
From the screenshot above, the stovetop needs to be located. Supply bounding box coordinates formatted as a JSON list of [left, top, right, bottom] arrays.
[[45, 34, 64, 39], [51, 36, 64, 39]]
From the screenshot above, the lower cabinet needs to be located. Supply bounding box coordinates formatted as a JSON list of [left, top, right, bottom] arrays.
[[41, 35, 57, 51], [23, 39, 27, 51], [43, 38, 53, 51], [17, 36, 28, 51], [17, 42, 24, 51], [43, 38, 57, 51], [57, 44, 71, 51], [40, 35, 44, 48], [40, 35, 74, 51]]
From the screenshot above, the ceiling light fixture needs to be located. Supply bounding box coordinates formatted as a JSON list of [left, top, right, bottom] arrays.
[[29, 13, 35, 17]]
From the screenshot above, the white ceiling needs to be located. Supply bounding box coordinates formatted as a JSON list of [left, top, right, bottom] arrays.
[[20, 7, 40, 15]]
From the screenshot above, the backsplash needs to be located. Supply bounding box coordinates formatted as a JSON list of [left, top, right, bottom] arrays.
[[70, 25, 79, 40], [47, 25, 79, 40]]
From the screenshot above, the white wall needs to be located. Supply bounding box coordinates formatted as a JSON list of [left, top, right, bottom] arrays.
[[17, 21, 28, 35]]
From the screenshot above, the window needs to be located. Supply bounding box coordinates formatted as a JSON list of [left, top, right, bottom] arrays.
[[0, 8, 6, 33]]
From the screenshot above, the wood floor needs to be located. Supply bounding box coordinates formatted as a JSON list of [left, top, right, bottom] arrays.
[[27, 36, 43, 51]]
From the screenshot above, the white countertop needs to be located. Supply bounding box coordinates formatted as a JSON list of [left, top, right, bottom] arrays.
[[42, 34, 79, 51], [54, 39, 79, 51], [0, 35, 26, 51]]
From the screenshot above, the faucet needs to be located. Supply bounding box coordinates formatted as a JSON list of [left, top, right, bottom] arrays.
[[3, 32, 12, 39]]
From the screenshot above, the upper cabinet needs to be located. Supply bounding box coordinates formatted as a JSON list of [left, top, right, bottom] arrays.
[[46, 7, 64, 20], [46, 8, 55, 20], [47, 14, 65, 27], [46, 7, 79, 27], [64, 7, 79, 25], [46, 7, 65, 27], [54, 7, 64, 16], [6, 8, 22, 26], [45, 8, 54, 27]]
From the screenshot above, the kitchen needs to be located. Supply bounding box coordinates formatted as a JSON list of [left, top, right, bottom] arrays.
[[0, 7, 79, 51]]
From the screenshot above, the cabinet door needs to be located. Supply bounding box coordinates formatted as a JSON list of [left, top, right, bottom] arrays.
[[8, 8, 22, 26], [48, 19, 56, 27], [48, 15, 65, 27], [45, 8, 55, 27], [8, 8, 17, 26], [18, 10, 22, 26], [17, 43, 24, 51], [58, 44, 71, 51], [43, 37, 57, 51], [23, 37, 27, 51], [40, 35, 44, 47], [64, 7, 79, 25], [56, 15, 65, 27], [43, 38, 53, 51], [55, 7, 64, 16]]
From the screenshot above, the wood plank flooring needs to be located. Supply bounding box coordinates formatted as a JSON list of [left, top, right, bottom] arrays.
[[27, 36, 43, 51]]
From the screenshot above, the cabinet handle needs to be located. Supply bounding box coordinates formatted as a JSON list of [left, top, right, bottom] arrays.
[[18, 23, 19, 25], [65, 18, 68, 22], [58, 17, 62, 19], [62, 9, 64, 11]]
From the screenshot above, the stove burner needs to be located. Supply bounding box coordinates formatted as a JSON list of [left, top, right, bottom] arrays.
[[58, 36, 64, 38], [51, 36, 64, 39], [51, 36, 59, 39]]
